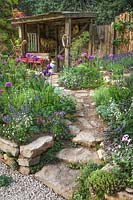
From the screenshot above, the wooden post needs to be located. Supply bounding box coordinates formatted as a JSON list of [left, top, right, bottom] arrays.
[[56, 26, 59, 70], [65, 18, 71, 67], [37, 24, 40, 52], [18, 25, 22, 40]]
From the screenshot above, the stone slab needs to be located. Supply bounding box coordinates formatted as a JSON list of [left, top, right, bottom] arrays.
[[74, 93, 89, 98], [77, 118, 93, 129], [105, 192, 133, 200], [17, 155, 40, 167], [19, 166, 31, 175], [56, 147, 100, 164], [35, 162, 79, 200], [0, 137, 19, 157], [76, 99, 84, 103], [20, 136, 54, 158], [72, 130, 103, 147], [74, 112, 84, 117], [3, 154, 17, 169], [69, 125, 81, 135]]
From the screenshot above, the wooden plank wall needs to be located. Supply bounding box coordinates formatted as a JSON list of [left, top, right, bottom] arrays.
[[89, 12, 133, 56], [89, 24, 114, 56]]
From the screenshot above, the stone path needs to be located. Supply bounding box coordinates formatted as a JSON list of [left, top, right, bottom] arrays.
[[35, 74, 107, 199]]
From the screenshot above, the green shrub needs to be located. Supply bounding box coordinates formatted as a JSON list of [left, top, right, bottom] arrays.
[[88, 168, 127, 199], [0, 175, 13, 187], [71, 163, 103, 200], [59, 64, 103, 89], [96, 99, 123, 122], [71, 31, 89, 60], [93, 85, 130, 107]]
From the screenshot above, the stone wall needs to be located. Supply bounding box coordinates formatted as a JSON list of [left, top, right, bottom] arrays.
[[0, 136, 54, 175]]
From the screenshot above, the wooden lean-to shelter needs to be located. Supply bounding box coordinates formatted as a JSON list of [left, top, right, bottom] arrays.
[[10, 11, 96, 67]]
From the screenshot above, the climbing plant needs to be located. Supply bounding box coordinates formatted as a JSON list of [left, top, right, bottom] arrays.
[[112, 12, 133, 51]]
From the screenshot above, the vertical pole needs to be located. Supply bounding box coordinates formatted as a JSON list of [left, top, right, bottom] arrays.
[[20, 23, 26, 55], [37, 24, 40, 52], [18, 25, 22, 40], [65, 17, 71, 67], [113, 29, 116, 54], [88, 19, 95, 55], [56, 26, 59, 70]]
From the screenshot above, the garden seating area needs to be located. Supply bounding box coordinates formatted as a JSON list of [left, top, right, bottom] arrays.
[[17, 53, 50, 69]]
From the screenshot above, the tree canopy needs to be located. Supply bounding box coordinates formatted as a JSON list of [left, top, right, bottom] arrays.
[[0, 0, 18, 51], [18, 0, 133, 24]]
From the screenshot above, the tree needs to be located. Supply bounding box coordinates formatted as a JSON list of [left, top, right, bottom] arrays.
[[0, 0, 18, 52], [90, 0, 133, 24], [18, 0, 132, 24]]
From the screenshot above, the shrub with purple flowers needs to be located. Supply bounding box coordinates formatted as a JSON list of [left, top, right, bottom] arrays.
[[0, 58, 76, 144]]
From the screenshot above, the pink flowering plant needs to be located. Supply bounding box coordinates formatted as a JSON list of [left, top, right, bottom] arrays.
[[111, 134, 133, 188]]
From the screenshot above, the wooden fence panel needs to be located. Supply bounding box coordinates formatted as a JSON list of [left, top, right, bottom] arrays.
[[89, 12, 133, 56]]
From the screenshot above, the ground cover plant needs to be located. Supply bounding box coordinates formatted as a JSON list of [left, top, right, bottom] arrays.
[[59, 51, 133, 90], [59, 56, 103, 89], [71, 52, 133, 199], [0, 175, 13, 187], [92, 53, 133, 193], [0, 57, 76, 144]]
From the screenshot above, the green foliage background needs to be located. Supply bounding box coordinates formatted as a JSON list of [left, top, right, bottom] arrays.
[[18, 0, 133, 24], [0, 0, 18, 52]]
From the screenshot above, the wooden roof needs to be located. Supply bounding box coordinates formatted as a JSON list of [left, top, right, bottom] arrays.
[[10, 11, 96, 25]]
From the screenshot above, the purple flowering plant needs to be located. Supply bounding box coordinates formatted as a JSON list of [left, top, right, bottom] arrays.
[[0, 89, 4, 94], [81, 52, 88, 57], [57, 54, 64, 60], [5, 82, 12, 87]]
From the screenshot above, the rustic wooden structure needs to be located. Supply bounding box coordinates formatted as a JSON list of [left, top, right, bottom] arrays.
[[10, 11, 96, 67], [88, 12, 133, 56]]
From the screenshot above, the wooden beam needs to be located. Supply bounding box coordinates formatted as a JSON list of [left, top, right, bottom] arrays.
[[64, 18, 71, 67], [11, 16, 65, 25], [10, 12, 96, 25]]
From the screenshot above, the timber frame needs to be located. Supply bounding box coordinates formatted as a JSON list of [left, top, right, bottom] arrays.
[[10, 11, 96, 67]]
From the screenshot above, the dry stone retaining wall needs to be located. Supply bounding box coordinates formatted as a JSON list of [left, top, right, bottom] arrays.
[[0, 136, 54, 174]]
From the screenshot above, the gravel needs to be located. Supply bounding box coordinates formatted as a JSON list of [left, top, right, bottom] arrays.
[[0, 161, 65, 200]]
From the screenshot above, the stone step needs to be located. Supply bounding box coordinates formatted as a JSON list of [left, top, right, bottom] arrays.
[[105, 192, 133, 200], [20, 136, 54, 158], [74, 111, 84, 117], [53, 83, 59, 87], [35, 162, 79, 200], [86, 109, 97, 118], [77, 117, 104, 130], [76, 98, 84, 103], [68, 124, 81, 135], [56, 147, 101, 164], [73, 93, 89, 98], [0, 137, 19, 157], [77, 117, 94, 129], [72, 130, 103, 147]]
